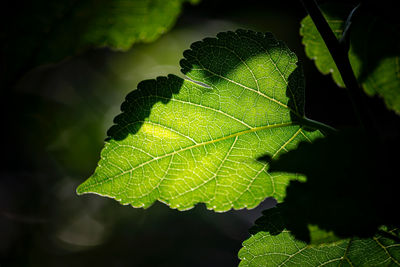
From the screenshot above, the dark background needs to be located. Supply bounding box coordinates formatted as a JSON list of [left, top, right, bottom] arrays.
[[1, 0, 397, 266]]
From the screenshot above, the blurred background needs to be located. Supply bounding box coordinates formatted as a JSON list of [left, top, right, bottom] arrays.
[[1, 0, 394, 266]]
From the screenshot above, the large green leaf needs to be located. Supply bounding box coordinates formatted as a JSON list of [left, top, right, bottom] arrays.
[[77, 30, 326, 212], [300, 5, 400, 113], [239, 206, 400, 266], [1, 0, 194, 84]]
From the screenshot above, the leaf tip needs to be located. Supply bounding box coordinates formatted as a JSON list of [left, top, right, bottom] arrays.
[[76, 178, 93, 196], [76, 183, 88, 195]]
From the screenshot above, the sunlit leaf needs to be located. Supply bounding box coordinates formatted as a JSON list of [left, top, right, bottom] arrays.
[[77, 30, 327, 211], [239, 206, 400, 266], [300, 5, 400, 113]]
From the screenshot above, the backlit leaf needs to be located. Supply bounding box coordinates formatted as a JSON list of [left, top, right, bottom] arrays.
[[239, 207, 400, 266], [77, 30, 326, 212]]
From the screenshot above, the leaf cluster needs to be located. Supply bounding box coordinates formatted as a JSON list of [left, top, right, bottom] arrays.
[[70, 1, 400, 265]]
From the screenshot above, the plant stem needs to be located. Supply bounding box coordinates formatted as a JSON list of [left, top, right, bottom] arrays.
[[300, 117, 337, 135], [300, 0, 373, 132]]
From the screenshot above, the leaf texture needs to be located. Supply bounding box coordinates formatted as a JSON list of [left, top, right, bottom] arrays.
[[300, 5, 400, 113], [77, 30, 323, 212], [239, 207, 400, 266]]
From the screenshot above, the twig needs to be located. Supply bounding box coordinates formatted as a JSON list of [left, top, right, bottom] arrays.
[[300, 0, 373, 132]]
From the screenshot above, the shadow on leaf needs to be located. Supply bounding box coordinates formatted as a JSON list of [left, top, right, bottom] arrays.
[[258, 129, 400, 242], [350, 3, 400, 86], [107, 74, 183, 141]]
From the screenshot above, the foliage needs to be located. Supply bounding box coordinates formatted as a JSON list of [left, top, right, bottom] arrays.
[[76, 30, 325, 212], [1, 0, 195, 84], [239, 206, 400, 266], [73, 2, 400, 266], [300, 4, 400, 113], [240, 130, 400, 266]]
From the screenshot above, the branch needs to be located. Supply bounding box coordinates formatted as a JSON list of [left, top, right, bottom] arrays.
[[300, 0, 373, 132]]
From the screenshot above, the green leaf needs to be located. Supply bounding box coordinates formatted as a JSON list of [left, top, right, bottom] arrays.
[[77, 30, 326, 212], [300, 5, 400, 114], [238, 207, 400, 266], [300, 5, 348, 87], [1, 0, 193, 84]]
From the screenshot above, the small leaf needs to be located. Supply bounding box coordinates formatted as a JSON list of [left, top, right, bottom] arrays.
[[239, 206, 400, 266], [77, 30, 325, 212], [300, 4, 400, 114]]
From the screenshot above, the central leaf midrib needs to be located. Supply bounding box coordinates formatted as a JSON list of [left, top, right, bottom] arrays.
[[105, 122, 295, 181], [168, 135, 239, 202]]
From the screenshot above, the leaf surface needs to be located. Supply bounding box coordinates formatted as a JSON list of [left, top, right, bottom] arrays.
[[300, 5, 400, 113], [77, 30, 324, 211], [239, 207, 400, 266]]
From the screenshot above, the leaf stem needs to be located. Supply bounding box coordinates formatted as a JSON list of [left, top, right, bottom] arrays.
[[299, 117, 337, 135], [300, 0, 374, 133]]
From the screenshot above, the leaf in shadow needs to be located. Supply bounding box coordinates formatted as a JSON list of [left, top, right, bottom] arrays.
[[300, 2, 400, 113], [259, 129, 400, 242], [239, 205, 400, 266], [1, 0, 193, 85]]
